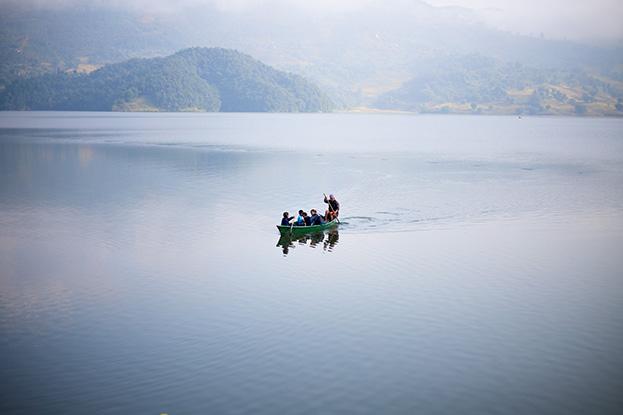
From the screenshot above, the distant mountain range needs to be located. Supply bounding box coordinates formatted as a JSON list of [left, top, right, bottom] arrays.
[[0, 48, 333, 112], [1, 2, 622, 115], [376, 55, 623, 116]]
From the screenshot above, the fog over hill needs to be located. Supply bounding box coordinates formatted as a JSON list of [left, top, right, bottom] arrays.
[[1, 0, 622, 114]]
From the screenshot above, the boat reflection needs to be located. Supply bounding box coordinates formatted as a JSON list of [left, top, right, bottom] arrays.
[[277, 230, 339, 256]]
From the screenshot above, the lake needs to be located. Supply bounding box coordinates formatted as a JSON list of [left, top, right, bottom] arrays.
[[1, 112, 622, 414]]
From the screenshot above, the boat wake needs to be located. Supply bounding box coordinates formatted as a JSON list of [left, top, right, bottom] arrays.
[[339, 211, 462, 233]]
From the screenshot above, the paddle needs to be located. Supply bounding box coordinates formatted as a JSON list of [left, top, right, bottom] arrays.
[[324, 193, 340, 224]]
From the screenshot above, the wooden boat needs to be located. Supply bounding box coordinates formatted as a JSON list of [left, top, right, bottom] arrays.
[[276, 219, 339, 236]]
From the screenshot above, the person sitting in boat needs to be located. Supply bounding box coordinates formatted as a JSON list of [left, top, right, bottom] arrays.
[[281, 212, 294, 226], [324, 194, 340, 221], [294, 210, 306, 226], [309, 209, 325, 226], [303, 211, 312, 226]]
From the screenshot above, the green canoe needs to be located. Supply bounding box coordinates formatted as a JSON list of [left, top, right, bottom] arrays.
[[277, 219, 339, 236]]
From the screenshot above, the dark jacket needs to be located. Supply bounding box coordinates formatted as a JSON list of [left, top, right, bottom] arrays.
[[310, 213, 324, 226], [324, 197, 340, 212], [281, 216, 294, 226], [304, 216, 312, 226]]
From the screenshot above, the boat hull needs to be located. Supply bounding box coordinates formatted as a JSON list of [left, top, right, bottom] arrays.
[[276, 219, 338, 235]]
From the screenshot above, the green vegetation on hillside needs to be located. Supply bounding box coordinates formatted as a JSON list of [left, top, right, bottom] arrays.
[[0, 48, 333, 112], [1, 4, 622, 115], [0, 7, 182, 88], [374, 55, 623, 116]]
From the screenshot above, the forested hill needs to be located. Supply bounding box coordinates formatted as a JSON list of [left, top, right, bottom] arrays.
[[374, 55, 623, 116], [0, 48, 333, 112]]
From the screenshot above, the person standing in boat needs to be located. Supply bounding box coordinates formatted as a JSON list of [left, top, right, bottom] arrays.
[[324, 194, 340, 221]]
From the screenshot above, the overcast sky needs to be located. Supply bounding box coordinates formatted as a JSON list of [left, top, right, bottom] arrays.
[[3, 0, 622, 42], [426, 0, 623, 42]]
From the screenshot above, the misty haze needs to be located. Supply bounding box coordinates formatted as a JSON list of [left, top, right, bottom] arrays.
[[1, 1, 622, 415]]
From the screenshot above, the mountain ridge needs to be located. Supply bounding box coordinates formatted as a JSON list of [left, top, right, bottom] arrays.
[[0, 47, 334, 112], [1, 3, 622, 115]]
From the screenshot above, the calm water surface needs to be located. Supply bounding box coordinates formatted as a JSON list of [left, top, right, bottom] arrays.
[[1, 112, 622, 414]]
